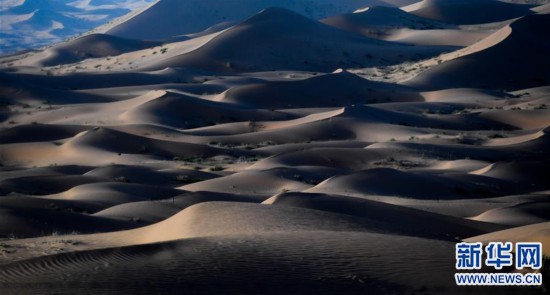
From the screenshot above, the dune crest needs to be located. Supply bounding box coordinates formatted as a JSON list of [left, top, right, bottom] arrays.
[[1, 1, 550, 294]]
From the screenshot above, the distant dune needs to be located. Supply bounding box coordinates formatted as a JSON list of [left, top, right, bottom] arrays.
[[144, 7, 451, 72], [404, 0, 534, 24], [0, 0, 151, 54], [322, 6, 450, 33], [1, 1, 549, 294], [103, 0, 388, 40]]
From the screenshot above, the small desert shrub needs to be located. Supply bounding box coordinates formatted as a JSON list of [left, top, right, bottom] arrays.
[[488, 133, 507, 139], [258, 140, 276, 146], [114, 176, 130, 183], [176, 175, 203, 184], [210, 165, 225, 172]]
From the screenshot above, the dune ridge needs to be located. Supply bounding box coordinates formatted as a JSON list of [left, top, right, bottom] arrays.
[[1, 1, 550, 294]]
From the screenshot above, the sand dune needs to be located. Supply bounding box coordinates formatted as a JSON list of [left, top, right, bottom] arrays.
[[404, 0, 534, 24], [1, 201, 378, 259], [102, 0, 386, 41], [323, 6, 490, 47], [221, 70, 422, 108], [266, 192, 506, 239], [1, 1, 549, 294], [307, 167, 526, 199], [145, 8, 451, 72], [24, 34, 162, 67], [46, 182, 183, 206], [0, 174, 104, 196], [323, 6, 450, 35], [84, 164, 218, 187], [63, 127, 246, 159], [0, 232, 459, 294], [181, 169, 313, 197], [249, 147, 387, 171], [0, 72, 117, 104], [533, 2, 550, 13], [479, 109, 550, 129], [93, 191, 262, 224], [0, 124, 87, 144], [384, 28, 490, 46], [121, 90, 291, 128], [470, 201, 550, 227], [471, 160, 550, 188], [407, 13, 550, 90], [0, 207, 138, 239]]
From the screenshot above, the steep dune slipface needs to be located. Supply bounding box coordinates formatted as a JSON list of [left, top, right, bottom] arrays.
[[322, 6, 493, 47], [404, 0, 534, 24], [322, 6, 450, 33], [407, 13, 550, 90], [1, 2, 550, 294]]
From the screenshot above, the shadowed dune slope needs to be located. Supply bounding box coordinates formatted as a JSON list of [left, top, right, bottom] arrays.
[[405, 0, 534, 24], [307, 168, 530, 199], [0, 175, 104, 196], [0, 232, 458, 295], [147, 8, 450, 72], [103, 0, 388, 40], [1, 2, 550, 294], [0, 208, 139, 239], [221, 70, 422, 108], [407, 13, 550, 90], [63, 127, 249, 159], [322, 6, 450, 34], [266, 192, 506, 239], [122, 90, 291, 128], [0, 124, 87, 144], [34, 34, 162, 67]]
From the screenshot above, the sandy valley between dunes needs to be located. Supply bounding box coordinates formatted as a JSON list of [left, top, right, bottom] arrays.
[[1, 0, 550, 294]]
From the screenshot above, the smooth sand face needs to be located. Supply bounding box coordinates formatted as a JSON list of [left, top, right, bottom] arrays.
[[1, 1, 550, 294]]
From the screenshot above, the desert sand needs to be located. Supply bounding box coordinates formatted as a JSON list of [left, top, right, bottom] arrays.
[[1, 0, 549, 294]]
